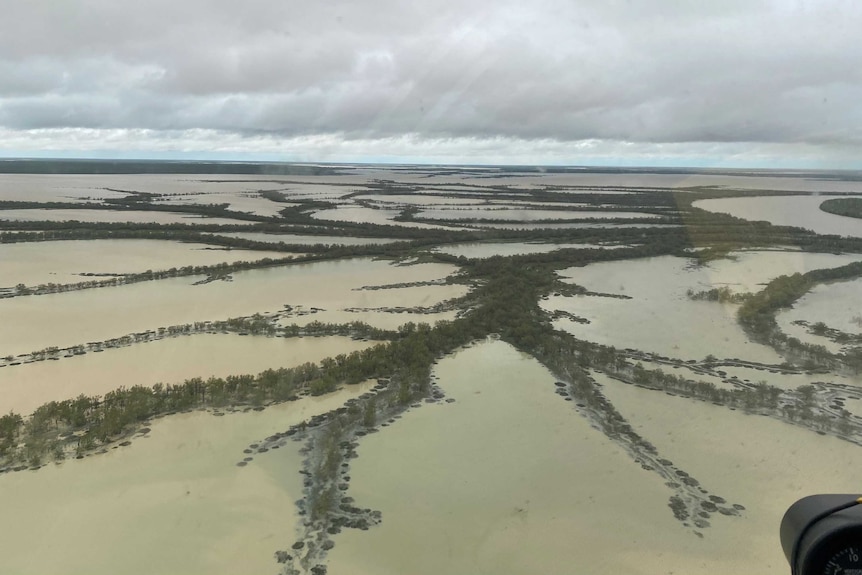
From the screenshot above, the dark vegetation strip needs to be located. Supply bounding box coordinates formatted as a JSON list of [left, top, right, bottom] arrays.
[[793, 320, 862, 347], [6, 210, 817, 299], [1, 254, 312, 298], [1, 315, 395, 366], [0, 199, 275, 223], [737, 262, 862, 370], [820, 197, 862, 220], [0, 320, 427, 470], [266, 255, 862, 570]]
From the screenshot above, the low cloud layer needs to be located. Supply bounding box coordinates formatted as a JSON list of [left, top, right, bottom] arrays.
[[1, 0, 860, 165]]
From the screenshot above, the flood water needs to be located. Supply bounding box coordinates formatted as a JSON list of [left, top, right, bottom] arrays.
[[6, 169, 862, 575], [327, 341, 686, 575], [0, 384, 371, 575], [598, 370, 862, 574], [0, 239, 287, 287], [0, 258, 462, 357], [544, 255, 783, 362], [0, 174, 129, 203], [0, 208, 255, 226], [693, 195, 862, 238], [776, 277, 862, 352], [155, 190, 290, 217], [701, 250, 862, 293], [545, 251, 862, 363], [311, 206, 453, 230]]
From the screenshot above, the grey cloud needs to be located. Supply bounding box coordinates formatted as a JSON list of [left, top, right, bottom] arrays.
[[1, 0, 861, 161]]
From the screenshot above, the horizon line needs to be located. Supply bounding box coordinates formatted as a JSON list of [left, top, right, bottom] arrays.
[[2, 156, 861, 174]]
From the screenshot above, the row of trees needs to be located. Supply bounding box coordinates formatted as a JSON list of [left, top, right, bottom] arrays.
[[686, 286, 750, 304], [3, 254, 312, 299], [0, 317, 479, 469], [737, 262, 862, 370]]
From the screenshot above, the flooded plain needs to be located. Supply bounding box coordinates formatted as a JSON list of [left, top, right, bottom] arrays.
[[155, 190, 291, 217], [776, 277, 862, 351], [0, 258, 463, 356], [693, 195, 862, 238], [0, 208, 255, 226], [0, 175, 129, 203], [311, 206, 451, 229], [544, 255, 783, 362], [701, 250, 862, 293], [327, 341, 694, 575], [5, 168, 862, 575], [0, 384, 371, 575], [0, 335, 374, 416], [320, 339, 844, 575], [0, 239, 287, 287], [545, 250, 862, 363], [598, 370, 862, 574]]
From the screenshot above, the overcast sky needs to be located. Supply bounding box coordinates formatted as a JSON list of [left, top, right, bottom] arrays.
[[1, 0, 860, 167]]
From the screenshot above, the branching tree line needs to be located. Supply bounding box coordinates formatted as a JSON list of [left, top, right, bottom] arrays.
[[5, 182, 862, 476]]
